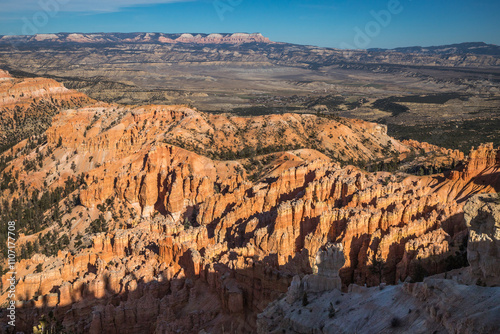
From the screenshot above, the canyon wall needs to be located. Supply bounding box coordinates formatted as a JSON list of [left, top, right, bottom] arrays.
[[0, 79, 499, 332], [257, 192, 500, 334], [0, 70, 94, 148]]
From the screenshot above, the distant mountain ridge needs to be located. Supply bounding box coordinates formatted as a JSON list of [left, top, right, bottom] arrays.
[[0, 32, 272, 45], [369, 42, 500, 56], [1, 33, 499, 72], [2, 33, 499, 57]]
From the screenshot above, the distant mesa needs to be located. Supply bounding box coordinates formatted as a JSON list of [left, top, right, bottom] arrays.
[[0, 32, 273, 45], [34, 33, 59, 41], [368, 42, 500, 56]]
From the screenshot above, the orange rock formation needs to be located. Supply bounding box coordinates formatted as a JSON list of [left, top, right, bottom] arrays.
[[0, 69, 94, 147], [1, 76, 499, 333]]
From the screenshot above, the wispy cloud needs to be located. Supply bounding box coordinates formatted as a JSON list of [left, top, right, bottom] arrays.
[[0, 0, 193, 13]]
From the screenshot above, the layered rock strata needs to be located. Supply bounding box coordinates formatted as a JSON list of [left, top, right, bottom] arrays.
[[257, 193, 500, 334], [0, 70, 94, 148], [0, 86, 499, 332]]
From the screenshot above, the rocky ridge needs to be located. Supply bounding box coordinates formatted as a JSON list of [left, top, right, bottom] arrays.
[[257, 276, 500, 334], [257, 193, 500, 334], [0, 69, 94, 150], [0, 76, 499, 333], [463, 194, 500, 286], [0, 33, 272, 45], [1, 33, 499, 71]]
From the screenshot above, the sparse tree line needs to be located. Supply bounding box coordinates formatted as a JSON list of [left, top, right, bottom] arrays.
[[347, 149, 458, 176], [0, 175, 83, 270], [0, 96, 88, 154]]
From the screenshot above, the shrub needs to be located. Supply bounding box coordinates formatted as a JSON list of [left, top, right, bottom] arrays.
[[412, 263, 429, 282], [390, 317, 401, 328], [328, 303, 336, 318], [183, 218, 192, 230], [302, 292, 309, 306]]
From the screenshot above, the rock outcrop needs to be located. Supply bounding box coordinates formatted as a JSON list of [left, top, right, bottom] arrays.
[[0, 32, 272, 45], [1, 75, 500, 333], [2, 33, 500, 68], [0, 70, 94, 148], [257, 278, 500, 334], [464, 193, 500, 286], [257, 192, 500, 334], [285, 243, 345, 306]]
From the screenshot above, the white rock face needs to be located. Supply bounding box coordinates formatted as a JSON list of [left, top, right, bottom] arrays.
[[285, 275, 302, 304], [257, 196, 500, 334], [34, 34, 59, 41], [283, 243, 344, 306], [179, 34, 194, 39], [258, 279, 500, 334], [303, 243, 344, 293], [464, 194, 500, 286]]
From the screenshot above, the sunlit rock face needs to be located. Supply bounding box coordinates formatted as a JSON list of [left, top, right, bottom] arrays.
[[0, 69, 94, 148], [0, 32, 273, 45], [1, 74, 500, 333], [257, 193, 500, 334]]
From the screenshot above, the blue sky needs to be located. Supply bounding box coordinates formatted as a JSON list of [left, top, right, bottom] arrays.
[[0, 0, 499, 49]]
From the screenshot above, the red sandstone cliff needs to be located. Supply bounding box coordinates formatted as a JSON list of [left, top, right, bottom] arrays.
[[0, 76, 499, 333], [0, 69, 94, 148]]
